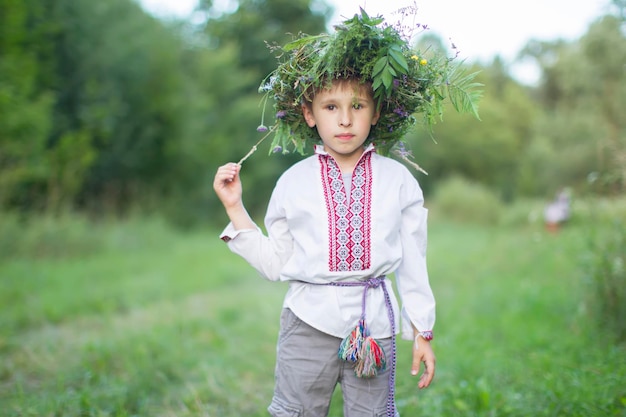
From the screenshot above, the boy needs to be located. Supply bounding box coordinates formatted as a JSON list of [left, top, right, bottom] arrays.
[[214, 8, 479, 417]]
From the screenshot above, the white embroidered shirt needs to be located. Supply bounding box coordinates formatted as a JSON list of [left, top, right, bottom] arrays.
[[220, 145, 435, 340]]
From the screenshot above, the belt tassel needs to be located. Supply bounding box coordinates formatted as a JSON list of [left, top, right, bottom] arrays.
[[338, 318, 387, 377]]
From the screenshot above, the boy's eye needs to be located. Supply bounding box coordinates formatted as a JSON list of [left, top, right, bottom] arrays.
[[326, 105, 336, 110], [353, 103, 363, 109]]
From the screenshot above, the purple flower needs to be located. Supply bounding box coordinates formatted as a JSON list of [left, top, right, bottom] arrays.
[[393, 107, 409, 117], [395, 141, 412, 158], [256, 124, 268, 132], [272, 146, 283, 153], [276, 110, 287, 119]]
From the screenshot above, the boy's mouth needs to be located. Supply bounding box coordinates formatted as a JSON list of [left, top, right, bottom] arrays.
[[336, 133, 355, 140]]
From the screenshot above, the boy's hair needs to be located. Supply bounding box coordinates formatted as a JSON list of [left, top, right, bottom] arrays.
[[301, 78, 375, 108], [255, 7, 482, 161]]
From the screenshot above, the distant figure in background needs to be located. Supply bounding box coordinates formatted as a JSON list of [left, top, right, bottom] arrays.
[[544, 189, 571, 232]]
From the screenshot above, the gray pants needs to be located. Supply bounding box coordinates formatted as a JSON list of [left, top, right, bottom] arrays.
[[268, 308, 399, 417]]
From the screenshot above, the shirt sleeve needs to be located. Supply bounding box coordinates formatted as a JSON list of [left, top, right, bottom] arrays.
[[218, 180, 294, 282], [394, 174, 436, 340]]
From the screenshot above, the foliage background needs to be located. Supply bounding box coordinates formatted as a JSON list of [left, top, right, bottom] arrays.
[[1, 0, 625, 415], [1, 0, 624, 223]]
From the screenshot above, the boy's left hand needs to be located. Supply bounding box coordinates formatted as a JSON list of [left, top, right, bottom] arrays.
[[411, 336, 435, 389]]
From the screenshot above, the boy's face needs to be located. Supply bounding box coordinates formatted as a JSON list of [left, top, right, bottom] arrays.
[[302, 80, 380, 170]]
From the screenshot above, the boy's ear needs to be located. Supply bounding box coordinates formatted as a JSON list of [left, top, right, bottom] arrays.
[[302, 104, 316, 128], [372, 107, 381, 126]]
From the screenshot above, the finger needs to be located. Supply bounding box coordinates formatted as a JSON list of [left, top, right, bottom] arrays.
[[411, 354, 422, 377], [215, 163, 240, 184], [213, 170, 231, 188], [410, 337, 424, 376], [418, 358, 435, 389], [227, 163, 241, 181]]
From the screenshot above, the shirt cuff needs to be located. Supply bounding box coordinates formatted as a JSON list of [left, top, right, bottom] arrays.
[[401, 309, 435, 341], [219, 222, 259, 242]]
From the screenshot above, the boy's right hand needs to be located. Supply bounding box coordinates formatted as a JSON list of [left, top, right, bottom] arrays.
[[213, 163, 243, 209]]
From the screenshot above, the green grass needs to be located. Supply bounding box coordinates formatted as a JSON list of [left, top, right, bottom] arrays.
[[1, 214, 625, 416]]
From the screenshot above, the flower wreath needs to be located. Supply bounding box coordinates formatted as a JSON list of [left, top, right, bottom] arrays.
[[240, 6, 482, 173]]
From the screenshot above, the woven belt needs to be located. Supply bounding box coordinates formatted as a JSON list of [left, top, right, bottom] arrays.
[[321, 276, 397, 417]]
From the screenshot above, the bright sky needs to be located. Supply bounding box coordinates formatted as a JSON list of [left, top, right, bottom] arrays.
[[139, 0, 610, 84]]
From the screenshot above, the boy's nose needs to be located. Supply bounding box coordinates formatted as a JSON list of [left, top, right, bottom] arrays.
[[339, 110, 352, 127]]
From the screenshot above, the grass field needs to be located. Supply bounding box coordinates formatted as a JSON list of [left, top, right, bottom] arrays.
[[1, 212, 625, 416]]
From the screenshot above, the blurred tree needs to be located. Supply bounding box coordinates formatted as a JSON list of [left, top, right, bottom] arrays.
[[408, 56, 535, 202], [578, 15, 626, 193], [610, 0, 626, 19], [3, 0, 621, 226], [0, 0, 334, 224], [1, 0, 193, 213], [0, 0, 53, 209], [417, 7, 625, 202], [163, 42, 265, 226], [44, 0, 194, 212], [193, 0, 332, 221], [200, 0, 331, 78], [520, 14, 626, 195]]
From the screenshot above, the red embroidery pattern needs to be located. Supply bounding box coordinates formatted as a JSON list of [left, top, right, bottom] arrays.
[[319, 153, 372, 271]]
